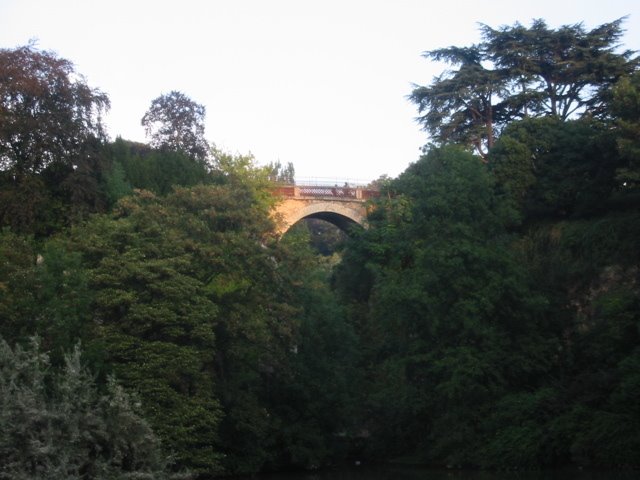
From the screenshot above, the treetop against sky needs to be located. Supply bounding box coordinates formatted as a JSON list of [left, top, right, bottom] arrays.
[[1, 0, 638, 179]]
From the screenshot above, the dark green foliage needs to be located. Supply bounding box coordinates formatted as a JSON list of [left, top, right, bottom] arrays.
[[409, 46, 507, 158], [0, 45, 111, 235], [410, 18, 638, 157], [65, 165, 350, 475], [510, 213, 640, 468], [610, 70, 640, 194], [0, 230, 37, 342], [266, 227, 359, 470], [103, 160, 132, 205], [482, 18, 638, 119], [108, 137, 212, 199], [288, 219, 347, 257], [334, 146, 552, 466], [0, 150, 362, 475], [0, 231, 92, 359], [0, 45, 109, 175], [334, 139, 640, 469], [0, 336, 174, 479], [478, 388, 561, 467], [68, 189, 226, 474], [490, 117, 620, 218]]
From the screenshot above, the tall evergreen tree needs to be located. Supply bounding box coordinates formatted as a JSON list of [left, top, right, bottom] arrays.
[[410, 18, 638, 158]]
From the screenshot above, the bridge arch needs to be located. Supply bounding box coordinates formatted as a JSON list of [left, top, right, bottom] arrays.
[[282, 201, 365, 234], [271, 185, 377, 236]]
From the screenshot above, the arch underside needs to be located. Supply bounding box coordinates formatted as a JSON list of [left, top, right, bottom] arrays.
[[282, 201, 366, 234], [275, 199, 367, 235], [302, 211, 360, 233]]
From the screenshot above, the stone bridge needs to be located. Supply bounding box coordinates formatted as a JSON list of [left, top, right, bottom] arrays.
[[272, 184, 379, 235]]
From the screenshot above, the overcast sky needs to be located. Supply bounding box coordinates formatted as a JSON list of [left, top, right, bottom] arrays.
[[1, 0, 639, 181]]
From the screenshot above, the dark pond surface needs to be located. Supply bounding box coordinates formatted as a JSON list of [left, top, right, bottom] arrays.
[[236, 464, 638, 480]]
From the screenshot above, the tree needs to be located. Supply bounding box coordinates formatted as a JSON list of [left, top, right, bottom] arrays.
[[0, 336, 174, 479], [267, 160, 295, 184], [64, 160, 299, 474], [482, 18, 638, 119], [68, 191, 224, 474], [141, 91, 209, 163], [265, 229, 359, 469], [0, 45, 111, 233], [610, 71, 640, 191], [107, 137, 212, 200], [410, 18, 638, 158], [0, 45, 109, 175], [409, 46, 509, 159], [0, 230, 95, 359], [489, 116, 619, 218], [334, 146, 552, 466]]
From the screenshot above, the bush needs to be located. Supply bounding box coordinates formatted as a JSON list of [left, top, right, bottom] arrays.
[[0, 335, 181, 479]]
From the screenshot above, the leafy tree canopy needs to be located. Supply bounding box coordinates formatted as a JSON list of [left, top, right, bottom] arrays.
[[410, 18, 638, 158], [267, 160, 296, 184], [610, 70, 640, 191], [0, 45, 111, 234], [410, 45, 508, 158], [482, 18, 637, 119], [489, 116, 619, 218], [0, 44, 109, 175], [141, 91, 209, 163]]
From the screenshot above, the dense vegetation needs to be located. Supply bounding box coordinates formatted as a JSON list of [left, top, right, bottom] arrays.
[[1, 18, 639, 478]]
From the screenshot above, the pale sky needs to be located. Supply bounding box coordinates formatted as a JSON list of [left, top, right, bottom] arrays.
[[1, 0, 639, 181]]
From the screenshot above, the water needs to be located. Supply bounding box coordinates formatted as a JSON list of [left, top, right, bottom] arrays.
[[237, 464, 638, 480]]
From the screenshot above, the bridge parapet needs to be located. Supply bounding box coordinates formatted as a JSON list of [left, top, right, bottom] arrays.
[[272, 185, 379, 201]]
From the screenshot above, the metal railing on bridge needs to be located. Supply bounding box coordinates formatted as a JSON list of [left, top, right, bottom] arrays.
[[293, 177, 372, 187], [272, 184, 379, 201]]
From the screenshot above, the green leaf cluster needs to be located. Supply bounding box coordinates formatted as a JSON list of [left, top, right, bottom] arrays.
[[0, 336, 174, 479]]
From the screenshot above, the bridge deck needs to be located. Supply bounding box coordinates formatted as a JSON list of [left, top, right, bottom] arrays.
[[273, 185, 379, 201]]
